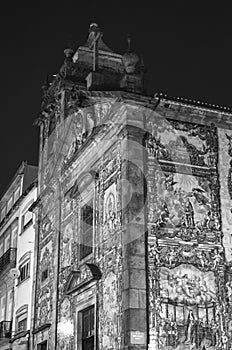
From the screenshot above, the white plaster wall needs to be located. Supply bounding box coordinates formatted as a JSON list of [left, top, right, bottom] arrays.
[[12, 185, 37, 334]]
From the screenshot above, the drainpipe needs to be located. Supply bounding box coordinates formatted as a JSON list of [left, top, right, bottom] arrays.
[[54, 182, 62, 350], [2, 280, 8, 321], [143, 115, 149, 350], [27, 330, 30, 350], [11, 284, 15, 334]]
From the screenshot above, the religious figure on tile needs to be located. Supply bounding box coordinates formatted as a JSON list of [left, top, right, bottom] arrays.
[[185, 310, 195, 345], [184, 199, 195, 228]]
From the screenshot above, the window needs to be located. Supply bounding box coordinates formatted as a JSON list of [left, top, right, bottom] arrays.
[[7, 290, 13, 321], [0, 220, 18, 256], [6, 196, 13, 213], [18, 260, 30, 283], [15, 305, 28, 334], [0, 206, 6, 222], [11, 222, 18, 248], [82, 306, 94, 350], [0, 296, 6, 322], [80, 199, 93, 260], [21, 210, 33, 232], [4, 229, 11, 252], [38, 341, 47, 350], [16, 313, 27, 333], [14, 187, 20, 203]]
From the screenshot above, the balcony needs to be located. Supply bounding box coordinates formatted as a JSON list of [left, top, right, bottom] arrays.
[[0, 321, 12, 339], [0, 248, 16, 275]]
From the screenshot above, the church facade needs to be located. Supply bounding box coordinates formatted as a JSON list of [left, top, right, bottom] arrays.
[[31, 23, 232, 350]]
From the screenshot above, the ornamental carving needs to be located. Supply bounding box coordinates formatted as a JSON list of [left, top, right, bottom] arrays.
[[103, 183, 120, 234], [37, 286, 52, 327], [97, 247, 122, 350], [39, 242, 53, 282], [62, 195, 73, 221], [101, 271, 119, 350], [66, 87, 87, 113], [61, 221, 73, 268], [40, 212, 54, 241], [63, 109, 95, 165], [122, 160, 145, 224], [64, 264, 101, 295], [225, 133, 232, 201], [57, 297, 74, 349], [94, 102, 112, 124], [98, 152, 121, 186]]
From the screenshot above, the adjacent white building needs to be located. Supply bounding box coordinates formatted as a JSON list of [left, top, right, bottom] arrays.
[[0, 161, 37, 350]]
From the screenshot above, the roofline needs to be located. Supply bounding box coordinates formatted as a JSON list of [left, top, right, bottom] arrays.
[[156, 92, 232, 114], [0, 161, 27, 201], [34, 87, 232, 128], [0, 179, 38, 231], [0, 162, 38, 202]]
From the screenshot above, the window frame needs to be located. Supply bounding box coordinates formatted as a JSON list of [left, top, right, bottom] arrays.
[[41, 268, 49, 283], [37, 340, 47, 350], [18, 258, 30, 284], [15, 304, 28, 334], [0, 205, 6, 222], [21, 200, 34, 234], [14, 187, 21, 203], [0, 295, 6, 322], [16, 313, 27, 333], [79, 198, 94, 261], [6, 196, 13, 213]]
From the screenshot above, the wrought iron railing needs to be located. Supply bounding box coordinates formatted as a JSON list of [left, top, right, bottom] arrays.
[[0, 248, 16, 275], [0, 320, 12, 339]]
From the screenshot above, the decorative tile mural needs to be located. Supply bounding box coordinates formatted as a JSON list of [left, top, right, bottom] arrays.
[[218, 129, 232, 261], [152, 169, 220, 243], [146, 115, 230, 349]]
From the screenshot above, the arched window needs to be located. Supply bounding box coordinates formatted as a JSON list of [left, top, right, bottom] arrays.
[[15, 304, 28, 333]]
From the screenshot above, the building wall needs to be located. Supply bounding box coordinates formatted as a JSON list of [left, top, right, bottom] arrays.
[[33, 92, 150, 350], [0, 209, 19, 350], [31, 29, 232, 349], [145, 100, 232, 350], [0, 163, 37, 350], [11, 185, 37, 344]]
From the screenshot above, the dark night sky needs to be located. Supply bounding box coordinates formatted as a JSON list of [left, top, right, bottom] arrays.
[[1, 2, 232, 196]]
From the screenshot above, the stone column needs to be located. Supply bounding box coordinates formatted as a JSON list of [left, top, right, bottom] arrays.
[[121, 123, 147, 350]]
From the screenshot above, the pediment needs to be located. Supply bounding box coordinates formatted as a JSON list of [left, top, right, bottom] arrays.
[[64, 263, 101, 295], [69, 170, 98, 199]]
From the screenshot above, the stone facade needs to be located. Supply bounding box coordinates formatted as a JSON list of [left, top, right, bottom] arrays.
[[32, 23, 232, 350]]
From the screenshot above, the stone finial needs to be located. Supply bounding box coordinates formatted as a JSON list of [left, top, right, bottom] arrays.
[[122, 35, 139, 74], [89, 22, 100, 33], [139, 55, 146, 75], [127, 34, 132, 52], [41, 75, 50, 91], [64, 48, 74, 58]]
